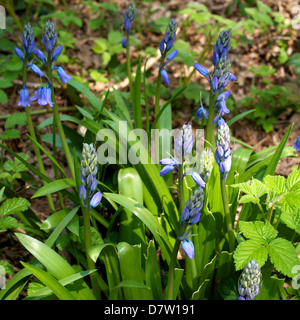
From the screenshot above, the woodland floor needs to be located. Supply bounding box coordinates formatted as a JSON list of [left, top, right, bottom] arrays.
[[0, 0, 300, 288]]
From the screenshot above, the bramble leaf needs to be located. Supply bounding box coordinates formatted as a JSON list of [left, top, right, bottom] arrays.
[[238, 221, 278, 244], [268, 238, 299, 278], [0, 197, 30, 216], [233, 240, 268, 270]]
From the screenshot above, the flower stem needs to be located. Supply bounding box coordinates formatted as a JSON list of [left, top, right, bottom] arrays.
[[204, 89, 216, 150], [126, 33, 134, 105], [166, 238, 181, 300], [82, 195, 101, 299], [166, 165, 185, 300], [220, 177, 235, 252], [23, 57, 55, 213], [46, 54, 75, 179]]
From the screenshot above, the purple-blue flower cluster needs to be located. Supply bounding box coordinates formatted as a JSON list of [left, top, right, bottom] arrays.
[[215, 117, 231, 179], [121, 3, 137, 48], [15, 21, 72, 108], [293, 136, 300, 152], [238, 259, 261, 300], [14, 23, 38, 108], [178, 187, 205, 259], [80, 143, 102, 209], [159, 19, 178, 85], [194, 29, 236, 121]]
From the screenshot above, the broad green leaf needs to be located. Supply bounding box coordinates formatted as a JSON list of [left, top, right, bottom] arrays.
[[5, 113, 27, 129], [238, 221, 278, 244], [263, 175, 287, 194], [250, 179, 268, 198], [109, 280, 151, 300], [21, 262, 76, 300], [280, 211, 300, 234], [285, 190, 300, 210], [231, 182, 252, 194], [104, 193, 173, 264], [16, 232, 95, 300], [0, 197, 30, 216], [239, 194, 259, 204], [24, 269, 97, 300], [0, 128, 20, 140], [118, 168, 146, 251], [287, 170, 300, 191], [0, 216, 18, 230], [40, 209, 70, 230], [268, 238, 299, 278], [117, 242, 152, 300], [234, 240, 269, 270], [32, 179, 76, 198], [145, 240, 163, 300]]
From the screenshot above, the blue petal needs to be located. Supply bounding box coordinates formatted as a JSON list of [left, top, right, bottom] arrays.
[[29, 64, 44, 77], [121, 37, 127, 48], [159, 164, 175, 176], [160, 69, 169, 85], [14, 47, 24, 62], [293, 136, 300, 152], [90, 191, 103, 208], [159, 158, 176, 165], [212, 51, 219, 65], [166, 50, 178, 62], [52, 44, 63, 62], [191, 172, 206, 188], [159, 39, 165, 55], [194, 63, 209, 78], [181, 239, 195, 259]]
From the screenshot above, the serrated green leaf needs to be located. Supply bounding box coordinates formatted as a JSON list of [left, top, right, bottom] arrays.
[[238, 221, 278, 244], [230, 182, 252, 194], [0, 216, 18, 230], [0, 197, 30, 216], [268, 238, 299, 278], [0, 128, 20, 140], [5, 113, 27, 129], [263, 175, 287, 195], [250, 179, 268, 198], [234, 240, 268, 270], [239, 194, 259, 204], [287, 170, 300, 191], [280, 211, 300, 234]]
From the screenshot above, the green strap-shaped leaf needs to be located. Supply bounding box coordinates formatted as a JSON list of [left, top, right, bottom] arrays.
[[32, 179, 76, 199], [21, 262, 76, 300], [104, 193, 173, 264]]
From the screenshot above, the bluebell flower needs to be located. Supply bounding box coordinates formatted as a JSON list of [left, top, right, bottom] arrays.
[[212, 29, 232, 66], [238, 259, 261, 300], [21, 23, 35, 56], [178, 187, 205, 259], [30, 85, 53, 107], [160, 18, 177, 56], [159, 124, 193, 176], [90, 191, 103, 208], [194, 29, 236, 107], [215, 117, 231, 179], [18, 85, 30, 108], [42, 20, 57, 53], [293, 136, 300, 152], [160, 68, 169, 85], [14, 47, 24, 62], [55, 66, 72, 85], [181, 239, 195, 259], [34, 48, 47, 65], [80, 143, 102, 209], [51, 44, 63, 62], [159, 158, 179, 176], [121, 37, 127, 49], [28, 64, 44, 77]]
